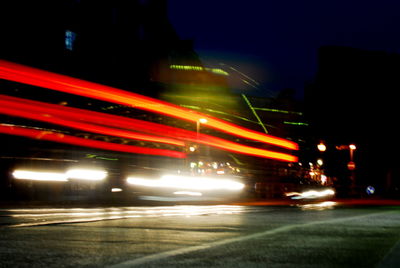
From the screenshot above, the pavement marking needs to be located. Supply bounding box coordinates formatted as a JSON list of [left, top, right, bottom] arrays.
[[107, 210, 396, 268]]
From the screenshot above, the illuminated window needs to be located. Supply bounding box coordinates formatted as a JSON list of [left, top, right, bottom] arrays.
[[65, 30, 76, 51]]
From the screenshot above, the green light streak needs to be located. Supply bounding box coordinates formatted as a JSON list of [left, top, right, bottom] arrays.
[[254, 107, 303, 115], [228, 154, 245, 165], [283, 121, 309, 126], [169, 65, 229, 76], [179, 104, 276, 129], [85, 154, 118, 161], [242, 94, 268, 134]]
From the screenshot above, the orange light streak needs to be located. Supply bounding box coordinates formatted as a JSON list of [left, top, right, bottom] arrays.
[[0, 100, 185, 147], [186, 135, 298, 162], [0, 124, 186, 158], [0, 60, 298, 150], [0, 95, 298, 162], [0, 94, 185, 140]]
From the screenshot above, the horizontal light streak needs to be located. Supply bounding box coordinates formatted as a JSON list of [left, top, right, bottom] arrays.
[[0, 94, 192, 142], [173, 191, 203, 196], [13, 170, 68, 182], [65, 169, 107, 181], [0, 98, 185, 147], [0, 124, 186, 158], [299, 201, 337, 210], [0, 95, 297, 162], [285, 189, 335, 199], [169, 64, 229, 76], [111, 188, 123, 192], [13, 168, 108, 182], [203, 138, 298, 162], [0, 60, 298, 150], [127, 174, 245, 191], [254, 107, 303, 115]]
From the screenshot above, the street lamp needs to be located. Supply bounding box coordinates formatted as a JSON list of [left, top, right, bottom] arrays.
[[336, 144, 356, 169], [196, 118, 208, 138], [347, 144, 356, 171], [349, 144, 356, 162], [199, 118, 208, 124], [317, 142, 326, 152], [316, 142, 326, 185]]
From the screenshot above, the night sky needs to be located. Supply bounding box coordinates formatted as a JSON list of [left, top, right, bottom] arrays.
[[168, 0, 400, 99]]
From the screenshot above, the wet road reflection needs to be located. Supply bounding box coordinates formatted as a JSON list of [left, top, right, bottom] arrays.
[[0, 205, 249, 227], [0, 201, 343, 228], [1, 201, 399, 268], [296, 201, 337, 210]]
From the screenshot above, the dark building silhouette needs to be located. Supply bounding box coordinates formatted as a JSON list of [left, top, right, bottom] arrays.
[[306, 46, 400, 196], [0, 0, 194, 97]]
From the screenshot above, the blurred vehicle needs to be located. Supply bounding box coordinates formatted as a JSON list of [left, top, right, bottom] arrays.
[[255, 176, 335, 201], [126, 170, 245, 203]]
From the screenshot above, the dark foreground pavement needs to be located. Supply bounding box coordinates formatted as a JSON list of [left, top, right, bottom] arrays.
[[0, 200, 400, 267]]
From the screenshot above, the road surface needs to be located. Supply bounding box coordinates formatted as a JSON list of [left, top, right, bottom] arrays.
[[0, 200, 399, 267]]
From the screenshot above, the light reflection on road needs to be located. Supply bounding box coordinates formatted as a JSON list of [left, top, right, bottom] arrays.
[[0, 201, 339, 228], [296, 201, 337, 210], [0, 205, 246, 227]]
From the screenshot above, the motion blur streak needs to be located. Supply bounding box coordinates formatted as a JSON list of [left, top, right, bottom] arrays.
[[0, 60, 298, 150], [127, 174, 245, 191], [2, 206, 245, 228], [197, 136, 298, 162], [0, 124, 186, 158], [173, 191, 203, 196], [0, 94, 196, 140], [0, 95, 298, 162], [0, 94, 190, 139], [0, 100, 185, 147], [12, 170, 68, 182], [111, 188, 123, 192], [298, 201, 337, 210], [65, 169, 107, 181], [285, 189, 335, 199], [12, 168, 107, 182]]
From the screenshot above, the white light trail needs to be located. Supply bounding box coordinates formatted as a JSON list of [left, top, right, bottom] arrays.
[[127, 174, 244, 191], [285, 189, 335, 199], [12, 170, 68, 182], [66, 168, 107, 181], [12, 168, 108, 182]]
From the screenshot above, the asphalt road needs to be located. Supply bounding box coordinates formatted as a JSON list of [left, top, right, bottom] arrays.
[[0, 201, 400, 267]]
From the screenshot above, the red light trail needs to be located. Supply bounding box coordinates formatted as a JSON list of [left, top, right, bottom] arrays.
[[0, 124, 186, 158], [0, 95, 298, 162], [0, 97, 185, 147], [0, 59, 298, 150]]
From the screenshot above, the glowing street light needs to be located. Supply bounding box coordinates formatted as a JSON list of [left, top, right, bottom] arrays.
[[349, 144, 356, 151], [349, 144, 356, 166], [196, 118, 208, 138], [347, 144, 357, 193], [317, 142, 326, 152], [336, 143, 357, 170], [198, 118, 208, 124]]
